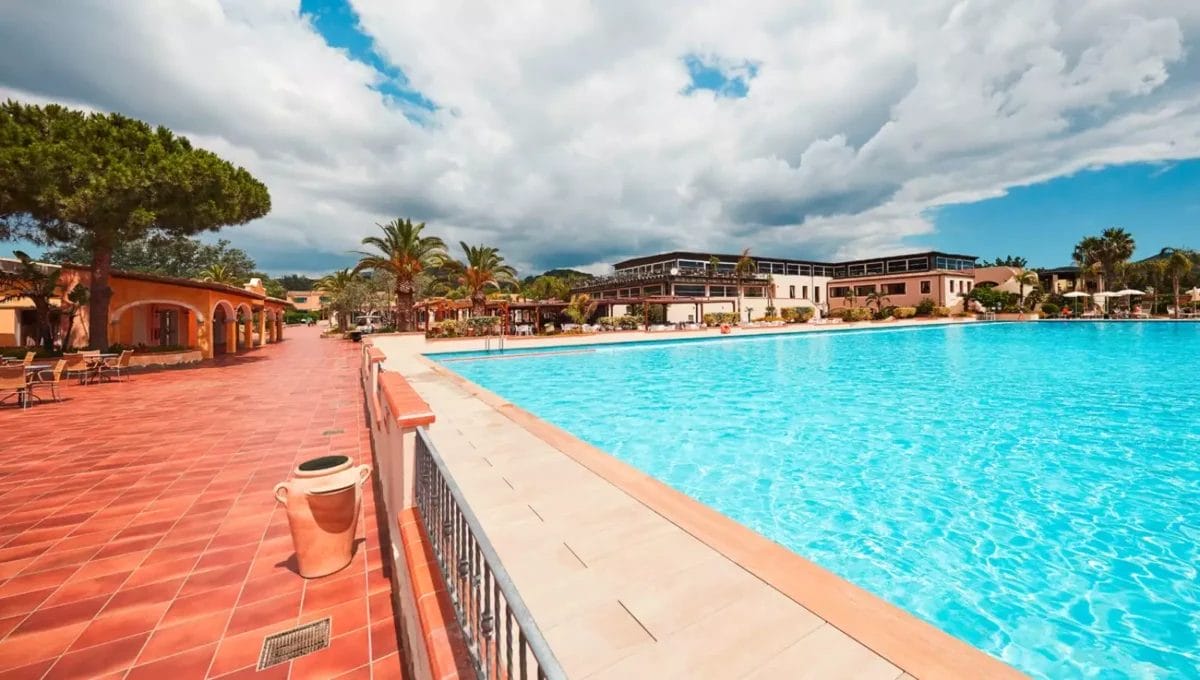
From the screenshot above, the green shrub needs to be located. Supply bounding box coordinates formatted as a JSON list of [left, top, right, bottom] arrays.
[[599, 315, 640, 330], [894, 306, 917, 319], [933, 306, 952, 317], [826, 308, 849, 320], [915, 298, 936, 316], [840, 307, 872, 322], [284, 310, 316, 324], [106, 343, 191, 354], [1040, 303, 1060, 316], [702, 312, 739, 326], [425, 319, 467, 338], [0, 347, 61, 359], [781, 307, 814, 323], [466, 316, 500, 334]]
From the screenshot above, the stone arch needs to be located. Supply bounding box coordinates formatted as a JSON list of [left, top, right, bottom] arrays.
[[112, 298, 205, 323], [212, 299, 236, 319], [234, 302, 253, 320]]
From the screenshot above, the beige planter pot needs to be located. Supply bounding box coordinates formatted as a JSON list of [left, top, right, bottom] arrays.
[[274, 456, 372, 578]]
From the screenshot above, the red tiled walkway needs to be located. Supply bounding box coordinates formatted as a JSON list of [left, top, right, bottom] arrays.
[[0, 328, 401, 679]]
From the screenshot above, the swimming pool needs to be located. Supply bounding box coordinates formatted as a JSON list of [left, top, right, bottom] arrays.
[[431, 323, 1200, 678]]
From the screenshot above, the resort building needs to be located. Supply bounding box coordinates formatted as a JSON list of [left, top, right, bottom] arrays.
[[285, 289, 330, 316], [0, 257, 291, 358], [572, 250, 978, 321]]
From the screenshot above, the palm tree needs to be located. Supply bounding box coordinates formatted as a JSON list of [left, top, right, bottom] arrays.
[[733, 248, 755, 319], [522, 275, 570, 301], [62, 283, 90, 352], [864, 290, 890, 316], [1072, 236, 1103, 292], [1014, 270, 1039, 311], [1098, 227, 1135, 289], [1166, 249, 1194, 318], [564, 293, 598, 326], [198, 263, 243, 286], [708, 255, 720, 273], [0, 251, 61, 351], [456, 243, 517, 317], [842, 288, 858, 310], [316, 269, 358, 329], [354, 218, 447, 332]]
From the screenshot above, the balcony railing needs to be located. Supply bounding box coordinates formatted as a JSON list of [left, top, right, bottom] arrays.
[[577, 268, 769, 290], [414, 428, 565, 680], [361, 345, 564, 680]]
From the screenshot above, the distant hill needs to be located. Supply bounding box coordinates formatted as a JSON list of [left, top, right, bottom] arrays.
[[521, 268, 594, 285]]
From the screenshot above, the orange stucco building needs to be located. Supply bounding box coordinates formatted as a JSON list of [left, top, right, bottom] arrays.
[[1, 259, 290, 359]]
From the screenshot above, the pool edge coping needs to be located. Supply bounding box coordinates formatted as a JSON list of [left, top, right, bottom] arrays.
[[413, 352, 1025, 680]]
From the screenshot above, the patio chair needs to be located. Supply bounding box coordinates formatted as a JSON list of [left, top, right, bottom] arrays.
[[30, 360, 67, 402], [0, 366, 31, 409], [61, 354, 91, 384], [98, 350, 134, 382], [22, 351, 35, 366]]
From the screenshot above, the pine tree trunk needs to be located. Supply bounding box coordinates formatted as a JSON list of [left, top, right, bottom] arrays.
[[35, 300, 53, 352], [89, 245, 113, 350]]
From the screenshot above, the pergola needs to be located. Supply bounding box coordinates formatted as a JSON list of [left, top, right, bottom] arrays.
[[416, 295, 738, 334], [415, 298, 571, 335], [591, 295, 738, 328]]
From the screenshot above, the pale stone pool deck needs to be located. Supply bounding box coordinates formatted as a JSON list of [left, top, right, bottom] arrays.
[[373, 320, 1022, 679]]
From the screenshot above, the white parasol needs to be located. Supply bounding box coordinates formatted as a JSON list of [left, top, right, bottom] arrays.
[[1063, 291, 1090, 316]]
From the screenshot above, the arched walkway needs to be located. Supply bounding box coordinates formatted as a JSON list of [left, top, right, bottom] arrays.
[[212, 300, 236, 356], [110, 299, 206, 350]]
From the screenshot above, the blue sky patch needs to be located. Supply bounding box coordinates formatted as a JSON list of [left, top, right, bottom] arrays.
[[299, 0, 435, 115], [682, 54, 759, 98], [931, 159, 1200, 267]]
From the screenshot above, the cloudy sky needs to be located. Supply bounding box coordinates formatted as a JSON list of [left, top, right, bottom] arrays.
[[2, 0, 1199, 275]]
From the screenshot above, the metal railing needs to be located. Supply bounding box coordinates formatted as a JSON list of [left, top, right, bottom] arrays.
[[414, 427, 565, 680]]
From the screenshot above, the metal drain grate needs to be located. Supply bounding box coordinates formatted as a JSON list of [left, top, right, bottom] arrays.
[[257, 618, 331, 670]]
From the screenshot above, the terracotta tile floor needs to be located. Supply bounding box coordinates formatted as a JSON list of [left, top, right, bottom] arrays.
[[0, 328, 403, 679]]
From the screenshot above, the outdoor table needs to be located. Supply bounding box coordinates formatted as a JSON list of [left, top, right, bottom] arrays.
[[20, 364, 52, 405]]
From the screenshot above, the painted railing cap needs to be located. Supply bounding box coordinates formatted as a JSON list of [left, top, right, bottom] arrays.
[[379, 372, 436, 427]]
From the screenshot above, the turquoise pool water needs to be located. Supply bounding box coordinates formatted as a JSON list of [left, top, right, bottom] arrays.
[[431, 323, 1200, 678]]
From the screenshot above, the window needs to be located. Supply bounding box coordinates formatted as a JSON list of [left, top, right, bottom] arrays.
[[882, 283, 906, 295], [744, 286, 764, 298], [966, 281, 973, 291], [789, 285, 796, 298], [865, 261, 884, 275], [602, 291, 618, 299], [293, 297, 307, 303], [935, 256, 975, 271], [673, 284, 705, 297], [802, 285, 809, 300], [814, 287, 821, 303], [829, 286, 851, 298], [797, 264, 812, 275], [920, 281, 931, 295], [642, 285, 663, 295], [855, 284, 876, 296], [757, 262, 772, 274], [847, 264, 866, 276], [786, 264, 800, 275]]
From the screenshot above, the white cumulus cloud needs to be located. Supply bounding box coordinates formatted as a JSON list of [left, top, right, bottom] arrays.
[[1, 0, 1199, 273]]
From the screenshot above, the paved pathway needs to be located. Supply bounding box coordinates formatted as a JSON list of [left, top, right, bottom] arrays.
[[0, 327, 399, 679]]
